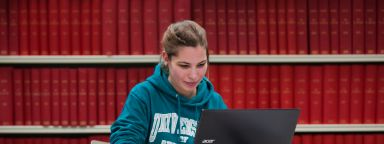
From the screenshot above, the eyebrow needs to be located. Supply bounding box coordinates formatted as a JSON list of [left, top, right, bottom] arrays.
[[177, 60, 207, 65]]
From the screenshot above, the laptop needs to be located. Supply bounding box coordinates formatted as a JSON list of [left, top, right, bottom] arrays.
[[194, 109, 300, 144]]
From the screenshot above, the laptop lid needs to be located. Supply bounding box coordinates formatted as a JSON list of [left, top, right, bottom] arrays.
[[194, 109, 300, 144]]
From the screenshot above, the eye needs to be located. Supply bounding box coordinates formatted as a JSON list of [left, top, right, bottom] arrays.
[[197, 63, 206, 68], [179, 64, 189, 69]]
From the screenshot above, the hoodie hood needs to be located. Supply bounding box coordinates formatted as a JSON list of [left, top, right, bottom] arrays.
[[147, 63, 214, 107]]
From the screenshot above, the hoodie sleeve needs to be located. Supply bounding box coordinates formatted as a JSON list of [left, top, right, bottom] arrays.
[[110, 91, 150, 144]]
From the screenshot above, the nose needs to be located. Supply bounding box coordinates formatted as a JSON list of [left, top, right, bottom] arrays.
[[189, 68, 198, 81]]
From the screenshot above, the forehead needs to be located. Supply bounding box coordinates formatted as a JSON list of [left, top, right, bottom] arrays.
[[172, 46, 207, 63]]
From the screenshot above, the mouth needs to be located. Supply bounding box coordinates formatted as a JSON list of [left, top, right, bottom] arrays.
[[185, 81, 197, 88]]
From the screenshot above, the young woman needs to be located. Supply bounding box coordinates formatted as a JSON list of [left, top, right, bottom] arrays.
[[110, 20, 227, 144]]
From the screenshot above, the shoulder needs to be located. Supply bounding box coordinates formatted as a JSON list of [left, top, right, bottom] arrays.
[[130, 81, 156, 101]]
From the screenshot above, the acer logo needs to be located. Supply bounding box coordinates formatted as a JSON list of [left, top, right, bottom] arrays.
[[202, 139, 215, 143]]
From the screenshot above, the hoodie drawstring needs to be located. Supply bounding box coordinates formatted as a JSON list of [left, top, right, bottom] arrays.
[[176, 94, 181, 143]]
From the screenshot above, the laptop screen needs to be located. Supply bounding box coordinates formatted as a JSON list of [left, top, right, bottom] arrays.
[[194, 109, 300, 144]]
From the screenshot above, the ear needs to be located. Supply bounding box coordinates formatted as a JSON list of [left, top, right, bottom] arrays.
[[161, 51, 169, 65]]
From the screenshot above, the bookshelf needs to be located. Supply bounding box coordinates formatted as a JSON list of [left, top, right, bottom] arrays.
[[1, 54, 384, 64], [1, 54, 383, 135], [1, 124, 384, 134]]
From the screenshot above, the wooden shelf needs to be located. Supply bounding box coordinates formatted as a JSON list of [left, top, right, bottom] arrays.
[[1, 54, 383, 64], [1, 124, 384, 134]]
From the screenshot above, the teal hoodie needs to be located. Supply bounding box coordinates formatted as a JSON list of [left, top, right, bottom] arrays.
[[110, 64, 227, 144]]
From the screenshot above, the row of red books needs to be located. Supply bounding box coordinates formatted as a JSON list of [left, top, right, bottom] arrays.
[[209, 64, 384, 124], [0, 135, 109, 144], [0, 64, 383, 125], [0, 134, 383, 144], [0, 0, 190, 55], [0, 66, 154, 126], [1, 0, 383, 55], [292, 134, 384, 144]]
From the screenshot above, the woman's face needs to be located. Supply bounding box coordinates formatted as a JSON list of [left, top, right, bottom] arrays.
[[164, 46, 208, 98]]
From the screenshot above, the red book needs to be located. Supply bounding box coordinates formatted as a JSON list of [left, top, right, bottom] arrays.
[[219, 65, 233, 108], [0, 67, 13, 125], [60, 68, 70, 126], [268, 0, 278, 54], [257, 0, 269, 54], [258, 65, 270, 108], [51, 69, 60, 125], [377, 134, 384, 144], [204, 0, 218, 54], [48, 0, 59, 55], [280, 65, 293, 108], [143, 0, 158, 54], [378, 65, 384, 123], [247, 0, 257, 54], [59, 0, 70, 55], [0, 0, 8, 55], [71, 0, 81, 55], [335, 134, 344, 144], [39, 0, 48, 55], [128, 67, 139, 92], [309, 0, 320, 54], [313, 135, 323, 144], [237, 0, 248, 54], [301, 134, 312, 144], [8, 0, 19, 55], [318, 0, 330, 54], [31, 68, 41, 125], [116, 68, 128, 115], [217, 0, 228, 54], [97, 68, 106, 125], [130, 0, 143, 55], [269, 66, 280, 108], [23, 68, 32, 125], [91, 0, 101, 55], [350, 65, 364, 123], [78, 68, 88, 126], [294, 65, 309, 124], [277, 0, 287, 54], [363, 65, 377, 123], [106, 68, 116, 124], [354, 134, 363, 144], [379, 0, 384, 54], [323, 65, 339, 124], [19, 0, 29, 55], [227, 0, 238, 54], [286, 0, 297, 54], [352, 0, 365, 54], [310, 66, 323, 124], [29, 0, 40, 55], [338, 65, 351, 123], [192, 0, 204, 26], [365, 0, 377, 54], [329, 0, 339, 54], [339, 0, 352, 54], [208, 65, 219, 91], [13, 68, 24, 125], [364, 134, 376, 144], [296, 0, 308, 54], [69, 68, 78, 126], [81, 0, 92, 55], [292, 135, 301, 144], [174, 0, 191, 21], [88, 68, 97, 125], [102, 0, 117, 55], [157, 0, 172, 54], [41, 68, 52, 125], [117, 0, 129, 55], [233, 65, 245, 109], [245, 65, 257, 109], [323, 134, 336, 144]]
